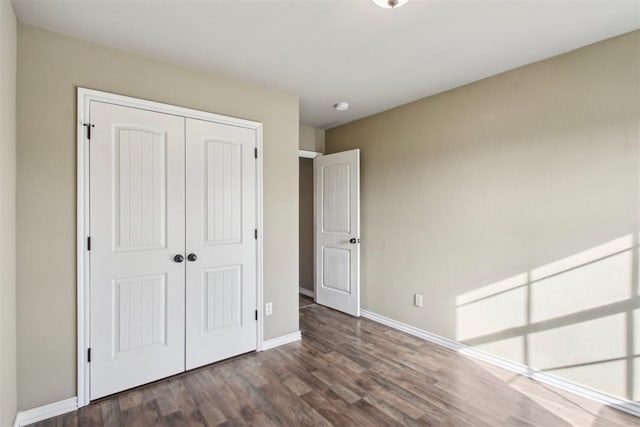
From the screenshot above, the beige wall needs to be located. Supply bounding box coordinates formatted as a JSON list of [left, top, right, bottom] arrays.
[[17, 24, 299, 410], [326, 31, 640, 400], [0, 1, 17, 424], [299, 125, 325, 153], [299, 158, 314, 292]]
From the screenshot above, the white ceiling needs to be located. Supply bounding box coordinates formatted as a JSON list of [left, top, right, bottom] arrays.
[[12, 0, 640, 128]]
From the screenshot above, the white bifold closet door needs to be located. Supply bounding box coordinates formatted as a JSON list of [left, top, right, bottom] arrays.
[[185, 118, 257, 370], [89, 101, 257, 400], [89, 102, 186, 400]]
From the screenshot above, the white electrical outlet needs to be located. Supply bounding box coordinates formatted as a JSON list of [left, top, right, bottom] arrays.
[[414, 294, 423, 307], [265, 302, 273, 316]]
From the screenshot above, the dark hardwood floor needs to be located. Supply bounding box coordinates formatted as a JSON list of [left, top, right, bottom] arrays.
[[33, 296, 639, 426], [299, 294, 314, 309]]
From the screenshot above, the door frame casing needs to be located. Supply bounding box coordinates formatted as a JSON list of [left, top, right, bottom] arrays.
[[76, 87, 264, 407], [298, 149, 322, 159]]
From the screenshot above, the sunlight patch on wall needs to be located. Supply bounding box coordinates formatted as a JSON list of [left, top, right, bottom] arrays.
[[530, 250, 632, 323], [454, 235, 637, 400], [550, 359, 626, 400], [456, 285, 527, 341], [456, 273, 528, 306], [634, 309, 640, 355], [633, 357, 640, 401], [475, 336, 525, 364], [529, 235, 632, 281], [528, 313, 626, 370]]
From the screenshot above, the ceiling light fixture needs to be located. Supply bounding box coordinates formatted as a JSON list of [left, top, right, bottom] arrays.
[[334, 102, 349, 112], [372, 0, 409, 9]]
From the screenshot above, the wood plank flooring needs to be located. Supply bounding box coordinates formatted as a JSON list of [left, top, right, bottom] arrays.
[[32, 295, 639, 426], [299, 294, 314, 309]]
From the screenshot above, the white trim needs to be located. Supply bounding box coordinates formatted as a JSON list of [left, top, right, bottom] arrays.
[[261, 331, 302, 351], [361, 309, 640, 418], [256, 124, 264, 351], [299, 149, 322, 159], [76, 89, 91, 408], [360, 309, 461, 350], [299, 287, 315, 298], [13, 397, 78, 427], [77, 87, 264, 407], [78, 88, 261, 129]]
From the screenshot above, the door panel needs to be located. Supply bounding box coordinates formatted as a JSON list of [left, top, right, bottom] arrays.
[[315, 150, 360, 316], [203, 140, 243, 244], [113, 127, 167, 251], [203, 266, 242, 331], [322, 247, 351, 293], [89, 101, 185, 400], [113, 274, 166, 354], [322, 163, 351, 233], [185, 118, 257, 370]]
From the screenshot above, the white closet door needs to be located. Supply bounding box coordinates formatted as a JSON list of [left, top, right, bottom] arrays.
[[89, 101, 185, 399], [185, 118, 257, 370], [314, 149, 360, 316]]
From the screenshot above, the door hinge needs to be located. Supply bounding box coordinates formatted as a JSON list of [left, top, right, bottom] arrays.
[[255, 310, 258, 321], [87, 236, 91, 251], [87, 348, 91, 363], [254, 229, 258, 240], [83, 123, 95, 140], [254, 148, 258, 159]]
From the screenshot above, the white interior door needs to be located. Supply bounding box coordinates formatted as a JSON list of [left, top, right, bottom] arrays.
[[89, 101, 186, 399], [314, 149, 360, 316], [185, 118, 257, 370]]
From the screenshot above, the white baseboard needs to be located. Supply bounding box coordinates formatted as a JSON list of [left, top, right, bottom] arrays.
[[299, 287, 315, 298], [13, 397, 78, 427], [360, 309, 640, 418], [261, 330, 302, 351]]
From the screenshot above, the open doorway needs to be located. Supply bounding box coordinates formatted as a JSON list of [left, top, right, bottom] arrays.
[[299, 150, 320, 306]]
